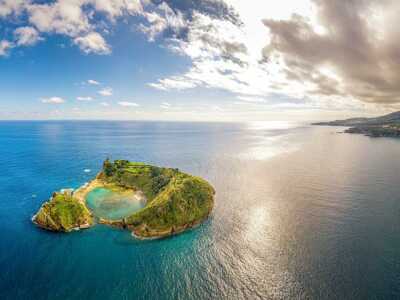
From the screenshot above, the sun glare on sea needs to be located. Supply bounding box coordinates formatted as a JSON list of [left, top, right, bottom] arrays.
[[247, 121, 297, 131], [244, 206, 270, 242], [240, 121, 302, 160]]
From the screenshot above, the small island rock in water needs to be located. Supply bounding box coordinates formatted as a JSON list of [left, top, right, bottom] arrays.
[[32, 159, 215, 239]]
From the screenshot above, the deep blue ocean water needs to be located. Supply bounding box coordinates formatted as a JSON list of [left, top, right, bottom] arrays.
[[1, 121, 400, 299]]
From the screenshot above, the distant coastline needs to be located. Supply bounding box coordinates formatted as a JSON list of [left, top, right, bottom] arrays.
[[313, 111, 400, 137]]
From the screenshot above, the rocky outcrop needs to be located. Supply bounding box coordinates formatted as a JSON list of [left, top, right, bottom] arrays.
[[32, 189, 93, 232]]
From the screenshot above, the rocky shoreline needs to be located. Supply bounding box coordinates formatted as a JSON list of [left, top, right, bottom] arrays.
[[97, 210, 212, 240], [344, 125, 400, 137]]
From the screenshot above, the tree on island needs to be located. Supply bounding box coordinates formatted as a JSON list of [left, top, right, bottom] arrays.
[[103, 158, 114, 176]]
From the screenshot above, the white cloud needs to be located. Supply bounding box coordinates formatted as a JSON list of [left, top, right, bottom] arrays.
[[41, 97, 65, 104], [0, 0, 145, 56], [212, 105, 223, 112], [149, 77, 198, 90], [98, 87, 113, 96], [147, 12, 251, 93], [138, 2, 186, 41], [0, 0, 26, 17], [14, 26, 41, 46], [87, 79, 100, 85], [237, 95, 267, 103], [118, 101, 139, 107], [27, 1, 90, 37], [160, 102, 171, 109], [77, 96, 93, 101], [74, 32, 110, 55], [90, 0, 143, 19], [100, 101, 109, 106], [0, 40, 12, 56]]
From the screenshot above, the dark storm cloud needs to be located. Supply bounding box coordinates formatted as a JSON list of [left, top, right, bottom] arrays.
[[262, 0, 400, 104]]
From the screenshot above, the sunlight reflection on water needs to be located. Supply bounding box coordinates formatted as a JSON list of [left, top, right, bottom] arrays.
[[244, 206, 269, 242], [240, 121, 304, 160], [240, 134, 301, 160], [246, 121, 300, 131]]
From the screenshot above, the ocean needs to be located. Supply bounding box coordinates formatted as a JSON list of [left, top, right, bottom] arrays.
[[1, 121, 400, 299]]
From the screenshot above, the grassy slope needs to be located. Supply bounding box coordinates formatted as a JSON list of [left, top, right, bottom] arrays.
[[103, 160, 215, 237], [34, 193, 93, 232]]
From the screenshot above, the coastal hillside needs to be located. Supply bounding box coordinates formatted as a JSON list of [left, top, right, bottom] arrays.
[[312, 111, 400, 126], [100, 160, 215, 238], [313, 111, 400, 137]]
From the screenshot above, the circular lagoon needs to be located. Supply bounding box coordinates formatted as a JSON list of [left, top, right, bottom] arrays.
[[86, 187, 146, 220]]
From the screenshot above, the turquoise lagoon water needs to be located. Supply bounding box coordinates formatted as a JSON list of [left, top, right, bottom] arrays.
[[1, 121, 400, 299], [86, 187, 145, 220]]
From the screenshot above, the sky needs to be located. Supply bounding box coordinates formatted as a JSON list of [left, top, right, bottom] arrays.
[[0, 0, 398, 121]]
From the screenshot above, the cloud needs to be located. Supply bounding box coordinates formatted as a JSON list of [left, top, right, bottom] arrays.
[[100, 101, 109, 107], [149, 76, 198, 90], [161, 0, 240, 25], [76, 96, 93, 101], [0, 0, 26, 17], [0, 27, 42, 56], [41, 97, 65, 104], [160, 102, 171, 109], [145, 0, 400, 112], [212, 105, 223, 112], [138, 2, 187, 42], [98, 87, 113, 96], [14, 26, 41, 46], [0, 0, 143, 56], [89, 0, 143, 19], [0, 0, 240, 58], [237, 95, 267, 103], [261, 0, 400, 104], [0, 40, 12, 56], [4, 0, 394, 120], [147, 12, 251, 92], [27, 1, 90, 37], [118, 101, 140, 107], [87, 79, 100, 85], [74, 32, 111, 55]]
